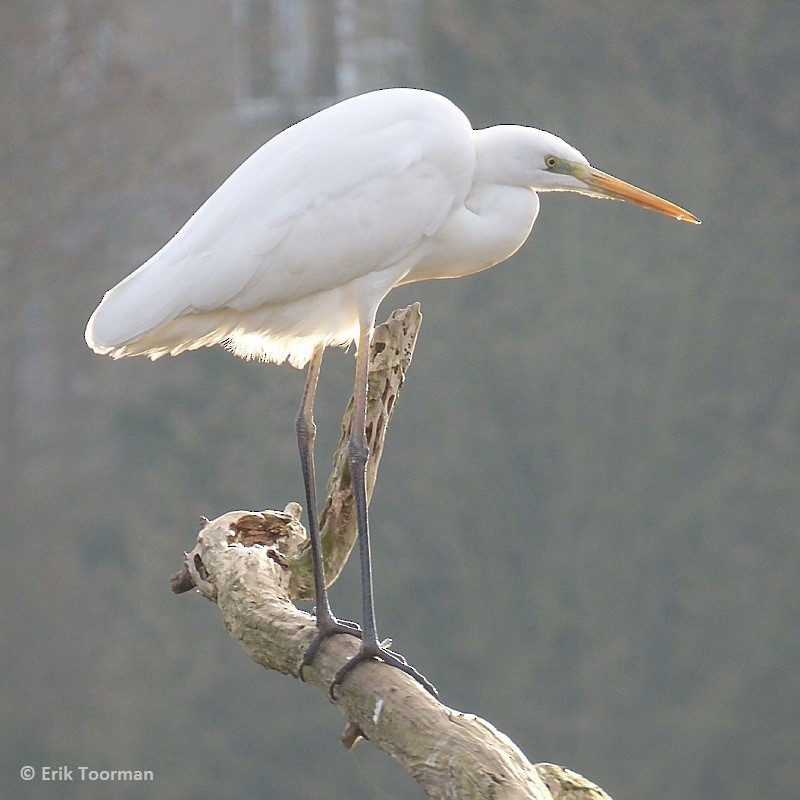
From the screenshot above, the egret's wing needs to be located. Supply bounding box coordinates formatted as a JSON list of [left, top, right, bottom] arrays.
[[87, 90, 474, 351]]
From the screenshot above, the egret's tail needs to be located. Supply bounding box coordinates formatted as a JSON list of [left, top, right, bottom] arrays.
[[86, 269, 359, 368]]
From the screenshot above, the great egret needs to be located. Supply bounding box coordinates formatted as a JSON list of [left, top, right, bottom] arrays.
[[86, 87, 699, 697]]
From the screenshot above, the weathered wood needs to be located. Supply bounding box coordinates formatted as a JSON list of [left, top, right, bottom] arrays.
[[176, 511, 610, 800], [171, 305, 614, 800]]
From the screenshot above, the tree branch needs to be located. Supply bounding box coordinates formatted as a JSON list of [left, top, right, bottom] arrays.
[[171, 305, 614, 800]]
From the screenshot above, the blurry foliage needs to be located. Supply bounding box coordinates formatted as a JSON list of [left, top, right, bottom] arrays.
[[2, 2, 799, 800]]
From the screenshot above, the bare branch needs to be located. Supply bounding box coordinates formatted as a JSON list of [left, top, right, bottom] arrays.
[[171, 305, 614, 800]]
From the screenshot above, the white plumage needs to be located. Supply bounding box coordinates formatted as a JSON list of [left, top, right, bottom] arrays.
[[87, 90, 482, 366], [89, 88, 701, 368], [86, 88, 698, 693]]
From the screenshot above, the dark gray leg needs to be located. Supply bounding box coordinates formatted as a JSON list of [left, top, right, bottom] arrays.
[[330, 322, 437, 698], [297, 344, 360, 679]]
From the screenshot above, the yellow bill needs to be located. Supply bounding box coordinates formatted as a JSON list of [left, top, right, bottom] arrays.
[[582, 167, 700, 224]]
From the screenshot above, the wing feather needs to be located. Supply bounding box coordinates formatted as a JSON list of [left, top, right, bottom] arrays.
[[87, 89, 475, 353]]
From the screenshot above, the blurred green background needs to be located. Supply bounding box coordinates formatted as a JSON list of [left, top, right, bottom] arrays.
[[2, 2, 798, 798]]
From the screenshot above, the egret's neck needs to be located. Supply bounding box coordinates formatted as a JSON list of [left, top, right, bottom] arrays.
[[403, 182, 539, 284], [461, 181, 540, 268], [402, 126, 544, 285]]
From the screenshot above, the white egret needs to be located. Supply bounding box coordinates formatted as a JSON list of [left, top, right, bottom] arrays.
[[86, 88, 699, 696]]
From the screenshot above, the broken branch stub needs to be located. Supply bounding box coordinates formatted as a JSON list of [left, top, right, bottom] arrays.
[[289, 302, 423, 597]]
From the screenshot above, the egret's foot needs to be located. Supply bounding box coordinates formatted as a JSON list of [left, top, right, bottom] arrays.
[[299, 614, 362, 681], [330, 639, 438, 699]]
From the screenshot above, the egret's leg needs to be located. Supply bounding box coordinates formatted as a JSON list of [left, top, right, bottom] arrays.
[[330, 321, 437, 698], [297, 344, 360, 680]]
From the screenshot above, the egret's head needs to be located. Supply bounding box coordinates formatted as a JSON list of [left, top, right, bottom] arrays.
[[478, 125, 700, 223], [537, 140, 700, 223]]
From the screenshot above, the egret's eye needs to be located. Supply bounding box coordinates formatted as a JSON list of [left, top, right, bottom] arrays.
[[544, 155, 559, 170]]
